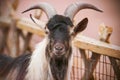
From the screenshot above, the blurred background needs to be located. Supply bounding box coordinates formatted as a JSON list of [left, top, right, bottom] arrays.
[[0, 0, 120, 45]]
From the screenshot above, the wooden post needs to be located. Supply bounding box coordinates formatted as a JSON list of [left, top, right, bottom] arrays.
[[99, 23, 120, 79], [80, 49, 101, 80], [81, 23, 114, 80], [21, 32, 32, 54], [0, 27, 9, 53], [8, 19, 19, 57]]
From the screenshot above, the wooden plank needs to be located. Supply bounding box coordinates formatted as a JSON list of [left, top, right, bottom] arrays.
[[17, 18, 120, 58], [8, 19, 19, 57], [0, 17, 11, 27], [74, 35, 120, 59], [0, 28, 9, 53], [16, 18, 120, 59], [16, 17, 46, 37], [0, 16, 46, 37]]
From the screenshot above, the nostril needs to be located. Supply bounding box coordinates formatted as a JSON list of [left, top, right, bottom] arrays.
[[55, 46, 63, 51]]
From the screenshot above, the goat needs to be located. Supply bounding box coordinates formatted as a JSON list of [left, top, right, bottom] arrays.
[[0, 2, 102, 80]]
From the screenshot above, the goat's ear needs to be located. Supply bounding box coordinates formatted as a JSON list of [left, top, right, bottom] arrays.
[[71, 18, 88, 37]]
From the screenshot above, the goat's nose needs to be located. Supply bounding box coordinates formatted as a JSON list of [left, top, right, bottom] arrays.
[[55, 45, 63, 51], [55, 44, 64, 51]]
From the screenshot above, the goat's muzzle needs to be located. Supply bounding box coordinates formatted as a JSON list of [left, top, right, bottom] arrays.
[[53, 43, 65, 56]]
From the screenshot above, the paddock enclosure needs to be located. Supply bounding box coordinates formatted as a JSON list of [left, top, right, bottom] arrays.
[[0, 0, 120, 80]]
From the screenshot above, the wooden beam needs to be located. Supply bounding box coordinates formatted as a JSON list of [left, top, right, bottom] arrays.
[[0, 17, 11, 27], [16, 18, 120, 59], [74, 35, 120, 59], [1, 16, 119, 59], [16, 17, 46, 37], [0, 16, 46, 37]]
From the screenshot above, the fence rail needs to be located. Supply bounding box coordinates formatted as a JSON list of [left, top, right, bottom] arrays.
[[16, 18, 120, 59]]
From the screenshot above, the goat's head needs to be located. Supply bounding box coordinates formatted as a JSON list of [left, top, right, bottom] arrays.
[[22, 2, 102, 58]]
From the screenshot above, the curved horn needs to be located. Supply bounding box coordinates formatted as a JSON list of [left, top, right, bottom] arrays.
[[64, 2, 103, 21], [22, 2, 57, 19], [29, 14, 46, 30]]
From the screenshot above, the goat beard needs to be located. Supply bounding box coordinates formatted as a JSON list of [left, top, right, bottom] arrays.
[[49, 56, 68, 80], [45, 46, 72, 80]]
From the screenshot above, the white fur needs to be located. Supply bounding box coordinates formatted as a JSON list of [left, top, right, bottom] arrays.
[[67, 54, 73, 80], [66, 43, 74, 80], [25, 37, 49, 80]]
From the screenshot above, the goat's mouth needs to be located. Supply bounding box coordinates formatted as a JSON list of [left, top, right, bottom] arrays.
[[53, 51, 66, 57]]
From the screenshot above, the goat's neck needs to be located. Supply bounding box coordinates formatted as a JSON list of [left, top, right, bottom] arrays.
[[47, 48, 72, 80], [50, 57, 68, 80]]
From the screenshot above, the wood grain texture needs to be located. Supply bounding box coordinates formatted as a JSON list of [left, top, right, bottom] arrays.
[[74, 35, 120, 59]]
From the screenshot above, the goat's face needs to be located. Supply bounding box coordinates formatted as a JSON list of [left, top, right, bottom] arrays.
[[46, 15, 88, 58], [48, 26, 70, 57], [46, 15, 72, 57]]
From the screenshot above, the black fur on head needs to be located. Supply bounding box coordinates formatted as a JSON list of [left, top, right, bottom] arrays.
[[47, 15, 73, 31], [46, 15, 73, 58]]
